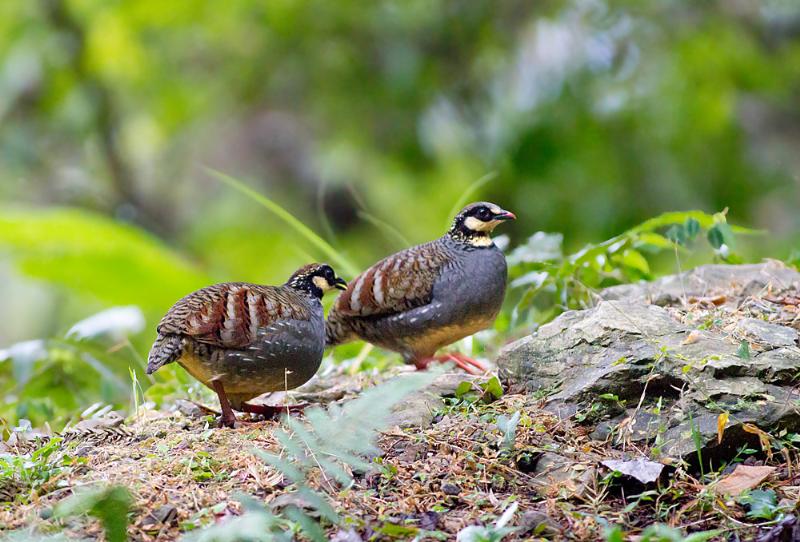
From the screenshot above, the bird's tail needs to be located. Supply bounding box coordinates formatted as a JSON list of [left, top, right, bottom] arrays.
[[324, 316, 355, 348], [146, 334, 183, 374]]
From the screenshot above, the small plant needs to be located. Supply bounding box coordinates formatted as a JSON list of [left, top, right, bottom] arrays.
[[185, 370, 441, 542], [739, 489, 781, 520], [495, 411, 521, 452], [53, 485, 133, 542], [456, 502, 518, 542], [454, 376, 504, 404], [508, 210, 753, 324], [0, 435, 84, 504]]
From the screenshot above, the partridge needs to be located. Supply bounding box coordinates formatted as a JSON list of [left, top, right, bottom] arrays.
[[147, 263, 346, 427], [326, 202, 515, 374]]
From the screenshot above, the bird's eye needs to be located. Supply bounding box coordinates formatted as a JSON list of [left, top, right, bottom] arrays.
[[477, 208, 491, 220]]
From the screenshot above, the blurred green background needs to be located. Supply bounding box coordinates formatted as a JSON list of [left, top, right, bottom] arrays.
[[1, 0, 799, 428]]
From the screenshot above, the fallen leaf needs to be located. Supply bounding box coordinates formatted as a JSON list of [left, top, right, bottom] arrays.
[[601, 458, 665, 484], [682, 330, 702, 345], [743, 423, 774, 460], [715, 465, 776, 497], [717, 412, 729, 444]]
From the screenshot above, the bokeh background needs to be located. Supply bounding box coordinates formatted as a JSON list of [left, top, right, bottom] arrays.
[[1, 0, 799, 428]]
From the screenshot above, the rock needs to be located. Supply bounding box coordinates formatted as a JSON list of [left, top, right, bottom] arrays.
[[441, 482, 461, 495], [174, 400, 206, 418], [528, 452, 596, 498], [518, 509, 561, 537], [498, 263, 800, 463], [389, 372, 482, 428], [601, 261, 800, 306], [736, 318, 798, 348]]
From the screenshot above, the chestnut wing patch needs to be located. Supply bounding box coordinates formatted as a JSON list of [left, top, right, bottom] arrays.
[[334, 242, 450, 318], [157, 284, 309, 349]]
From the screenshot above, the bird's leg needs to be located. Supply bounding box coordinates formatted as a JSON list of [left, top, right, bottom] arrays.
[[240, 401, 309, 420], [211, 379, 237, 428], [445, 352, 490, 374], [413, 354, 485, 375]]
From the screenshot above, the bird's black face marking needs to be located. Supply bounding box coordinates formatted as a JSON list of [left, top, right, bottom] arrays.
[[448, 202, 515, 245], [288, 263, 347, 298]]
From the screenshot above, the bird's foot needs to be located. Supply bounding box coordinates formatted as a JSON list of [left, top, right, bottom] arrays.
[[414, 353, 489, 375], [240, 402, 309, 420], [211, 379, 239, 429], [218, 412, 238, 429]]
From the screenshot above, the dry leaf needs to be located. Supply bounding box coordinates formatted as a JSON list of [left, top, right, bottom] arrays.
[[717, 412, 729, 445], [714, 465, 776, 496], [743, 423, 773, 460], [682, 330, 702, 345]]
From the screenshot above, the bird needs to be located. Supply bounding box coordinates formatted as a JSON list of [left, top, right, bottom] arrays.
[[325, 202, 515, 374], [146, 263, 346, 427]]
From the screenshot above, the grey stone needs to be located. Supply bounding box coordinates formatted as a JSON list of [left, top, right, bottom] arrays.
[[389, 372, 481, 428], [518, 509, 561, 537], [601, 262, 800, 306], [736, 318, 798, 348], [529, 452, 596, 497], [498, 263, 800, 462]]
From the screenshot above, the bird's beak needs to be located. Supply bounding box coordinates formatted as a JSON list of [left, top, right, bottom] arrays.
[[334, 277, 348, 290], [494, 209, 516, 221]]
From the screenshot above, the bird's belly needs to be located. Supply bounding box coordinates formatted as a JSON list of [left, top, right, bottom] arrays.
[[395, 316, 494, 355], [178, 342, 322, 401]]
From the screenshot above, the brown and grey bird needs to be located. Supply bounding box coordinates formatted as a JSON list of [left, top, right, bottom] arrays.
[[147, 263, 346, 427], [326, 202, 515, 374]]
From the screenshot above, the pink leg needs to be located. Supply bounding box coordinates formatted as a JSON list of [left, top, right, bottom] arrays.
[[447, 352, 489, 374], [413, 353, 487, 375]]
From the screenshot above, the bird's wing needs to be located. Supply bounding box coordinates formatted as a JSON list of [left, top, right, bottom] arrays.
[[332, 239, 452, 318], [156, 283, 311, 349]]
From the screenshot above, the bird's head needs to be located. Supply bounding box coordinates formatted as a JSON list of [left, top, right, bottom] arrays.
[[286, 263, 347, 298], [448, 202, 516, 246]]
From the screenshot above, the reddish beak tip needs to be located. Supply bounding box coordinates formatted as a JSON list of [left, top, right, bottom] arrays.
[[500, 211, 516, 220]]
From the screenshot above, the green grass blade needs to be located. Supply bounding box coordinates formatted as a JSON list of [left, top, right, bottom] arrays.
[[206, 168, 359, 277], [356, 211, 411, 248], [445, 171, 498, 229]]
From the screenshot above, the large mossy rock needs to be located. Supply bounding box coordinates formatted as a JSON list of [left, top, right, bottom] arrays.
[[498, 262, 800, 461]]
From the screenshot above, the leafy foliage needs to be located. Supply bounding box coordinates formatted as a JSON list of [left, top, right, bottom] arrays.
[[0, 208, 209, 311], [53, 486, 133, 542], [0, 435, 80, 503], [456, 503, 518, 542], [251, 370, 439, 541], [507, 210, 753, 324]]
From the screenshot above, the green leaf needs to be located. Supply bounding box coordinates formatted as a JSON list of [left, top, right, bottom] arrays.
[[684, 218, 700, 240], [0, 207, 210, 312], [603, 526, 625, 542], [740, 489, 779, 519], [707, 223, 735, 250], [665, 225, 686, 246], [283, 506, 327, 542], [54, 486, 132, 542], [482, 376, 504, 401], [737, 340, 751, 360], [455, 381, 473, 398], [618, 249, 650, 275]]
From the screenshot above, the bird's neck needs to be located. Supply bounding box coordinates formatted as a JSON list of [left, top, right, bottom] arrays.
[[286, 278, 324, 299], [447, 222, 494, 248]]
